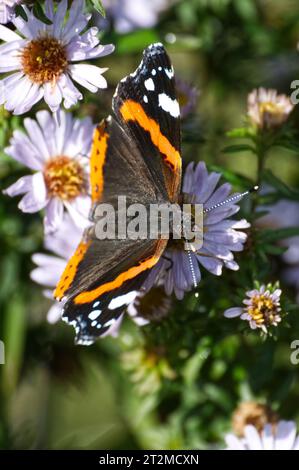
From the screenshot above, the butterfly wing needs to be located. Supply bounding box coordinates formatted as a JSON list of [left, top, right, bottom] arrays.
[[113, 42, 182, 202], [54, 44, 181, 344]]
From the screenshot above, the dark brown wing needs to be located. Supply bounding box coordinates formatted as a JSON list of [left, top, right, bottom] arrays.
[[54, 44, 181, 344], [113, 43, 182, 202]]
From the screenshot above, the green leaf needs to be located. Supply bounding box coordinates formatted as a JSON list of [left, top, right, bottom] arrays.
[[15, 4, 28, 21], [117, 29, 160, 54], [90, 0, 106, 17], [274, 135, 299, 152], [259, 227, 299, 243], [226, 127, 255, 139], [2, 294, 26, 397], [208, 165, 254, 188], [222, 144, 256, 154], [263, 244, 287, 255], [33, 1, 52, 25], [262, 169, 299, 201]]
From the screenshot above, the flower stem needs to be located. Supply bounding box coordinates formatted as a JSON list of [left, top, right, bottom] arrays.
[[252, 133, 269, 212]]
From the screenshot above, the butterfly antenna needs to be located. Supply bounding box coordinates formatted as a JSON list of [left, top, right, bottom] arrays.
[[204, 185, 259, 213], [185, 242, 199, 298]]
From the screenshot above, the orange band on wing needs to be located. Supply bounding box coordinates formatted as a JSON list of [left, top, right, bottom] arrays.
[[119, 100, 181, 172], [73, 255, 160, 305], [54, 240, 91, 300], [90, 122, 109, 203]]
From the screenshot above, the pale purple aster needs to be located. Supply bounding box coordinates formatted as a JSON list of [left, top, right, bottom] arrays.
[[3, 110, 93, 233], [257, 198, 299, 303], [102, 0, 173, 33], [144, 162, 250, 299], [31, 214, 122, 337], [127, 285, 172, 326], [0, 0, 19, 24], [283, 265, 299, 303], [225, 421, 299, 450], [0, 0, 114, 114], [248, 88, 294, 129], [176, 77, 198, 119], [224, 284, 282, 334]]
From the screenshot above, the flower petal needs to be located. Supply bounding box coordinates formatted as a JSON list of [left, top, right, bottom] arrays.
[[225, 433, 245, 450], [3, 175, 34, 197], [224, 307, 242, 318], [275, 421, 297, 450], [0, 24, 22, 42], [31, 254, 66, 287], [43, 82, 63, 113], [261, 424, 275, 450], [18, 172, 48, 213], [70, 64, 108, 92], [44, 197, 64, 234], [46, 300, 63, 324], [244, 425, 263, 450]]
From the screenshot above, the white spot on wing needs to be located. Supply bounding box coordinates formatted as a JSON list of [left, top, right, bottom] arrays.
[[151, 69, 156, 76], [76, 338, 94, 346], [149, 42, 163, 49], [165, 67, 174, 79], [108, 291, 138, 310], [144, 78, 155, 91], [104, 318, 116, 328], [143, 95, 148, 103], [93, 301, 100, 308], [158, 93, 180, 118], [158, 66, 162, 71], [88, 309, 102, 320]]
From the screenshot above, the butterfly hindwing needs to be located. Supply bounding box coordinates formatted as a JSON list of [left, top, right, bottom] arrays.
[[59, 238, 167, 345]]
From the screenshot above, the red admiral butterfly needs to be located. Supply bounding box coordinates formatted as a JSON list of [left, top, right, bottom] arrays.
[[54, 43, 182, 345]]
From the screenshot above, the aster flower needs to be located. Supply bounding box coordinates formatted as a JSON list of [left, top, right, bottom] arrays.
[[0, 0, 19, 24], [3, 110, 93, 233], [128, 286, 173, 326], [257, 198, 299, 303], [31, 214, 122, 337], [144, 162, 250, 299], [0, 0, 114, 114], [102, 0, 173, 34], [224, 284, 282, 334], [247, 88, 294, 130], [121, 343, 176, 395], [225, 420, 299, 450], [232, 402, 278, 437], [176, 77, 198, 119], [283, 266, 299, 304]]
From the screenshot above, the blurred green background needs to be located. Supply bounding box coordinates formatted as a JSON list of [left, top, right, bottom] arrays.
[[1, 0, 299, 449]]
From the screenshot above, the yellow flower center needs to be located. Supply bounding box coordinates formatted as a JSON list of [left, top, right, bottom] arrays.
[[232, 402, 278, 437], [135, 287, 172, 322], [178, 90, 188, 108], [247, 294, 277, 326], [44, 156, 86, 201], [259, 101, 285, 118], [21, 36, 68, 84]]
